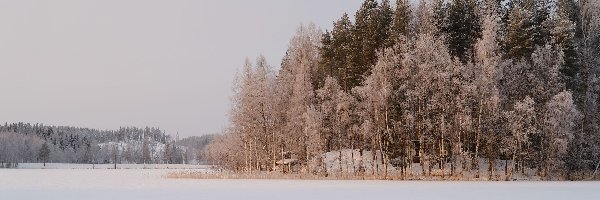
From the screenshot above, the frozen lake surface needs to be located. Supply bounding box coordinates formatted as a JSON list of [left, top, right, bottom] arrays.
[[1, 167, 598, 200]]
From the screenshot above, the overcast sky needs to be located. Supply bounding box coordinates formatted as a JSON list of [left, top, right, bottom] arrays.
[[0, 0, 363, 137]]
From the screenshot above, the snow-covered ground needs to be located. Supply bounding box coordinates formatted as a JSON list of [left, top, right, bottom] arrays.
[[15, 163, 209, 169], [1, 166, 598, 200]]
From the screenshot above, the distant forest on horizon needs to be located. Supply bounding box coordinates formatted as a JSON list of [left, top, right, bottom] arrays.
[[0, 122, 215, 166]]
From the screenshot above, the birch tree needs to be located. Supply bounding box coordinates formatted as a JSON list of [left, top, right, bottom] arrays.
[[279, 23, 322, 171], [472, 13, 509, 179], [505, 96, 537, 175], [353, 49, 396, 178], [316, 76, 356, 175], [542, 91, 581, 178], [400, 32, 454, 176]]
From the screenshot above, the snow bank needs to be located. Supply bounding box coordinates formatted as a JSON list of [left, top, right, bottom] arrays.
[[323, 149, 395, 175]]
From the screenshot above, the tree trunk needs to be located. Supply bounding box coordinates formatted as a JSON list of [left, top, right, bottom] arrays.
[[244, 139, 249, 173], [249, 140, 253, 173], [440, 115, 446, 179], [475, 98, 483, 178], [504, 159, 508, 177], [272, 131, 276, 171], [339, 146, 343, 177], [418, 98, 425, 176], [351, 144, 356, 175], [592, 161, 600, 179], [360, 149, 365, 179], [255, 138, 259, 172], [488, 157, 494, 180]]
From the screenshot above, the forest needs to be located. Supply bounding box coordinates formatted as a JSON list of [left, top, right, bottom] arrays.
[[205, 0, 600, 180], [0, 122, 214, 167]]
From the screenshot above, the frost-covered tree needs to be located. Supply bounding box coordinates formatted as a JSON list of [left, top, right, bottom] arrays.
[[400, 32, 456, 176], [353, 49, 396, 178], [304, 105, 325, 173], [505, 96, 537, 174], [542, 91, 581, 178], [316, 76, 356, 175], [577, 0, 600, 176], [227, 58, 256, 171], [251, 55, 277, 170], [472, 13, 508, 178], [316, 77, 345, 153], [277, 23, 322, 170], [204, 130, 245, 170], [202, 0, 600, 179], [415, 0, 438, 36]]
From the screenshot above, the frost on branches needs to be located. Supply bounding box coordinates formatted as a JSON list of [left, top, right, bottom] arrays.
[[206, 0, 600, 180]]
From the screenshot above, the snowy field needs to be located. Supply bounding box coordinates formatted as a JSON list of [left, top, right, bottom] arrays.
[[13, 163, 210, 169], [1, 165, 599, 200]]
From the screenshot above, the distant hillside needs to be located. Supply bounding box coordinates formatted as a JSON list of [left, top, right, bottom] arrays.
[[0, 122, 213, 165]]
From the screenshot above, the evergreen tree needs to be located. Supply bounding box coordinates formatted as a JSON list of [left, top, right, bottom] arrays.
[[445, 0, 482, 62], [38, 142, 50, 166], [391, 0, 412, 42], [349, 0, 377, 89], [551, 7, 580, 98], [505, 0, 552, 60], [378, 0, 394, 49], [317, 30, 334, 89], [330, 14, 354, 92]]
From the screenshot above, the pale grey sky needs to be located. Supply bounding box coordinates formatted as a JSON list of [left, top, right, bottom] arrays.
[[0, 0, 363, 137]]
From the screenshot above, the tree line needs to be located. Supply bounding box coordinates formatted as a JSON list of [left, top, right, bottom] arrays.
[[0, 122, 214, 166], [206, 0, 600, 180]]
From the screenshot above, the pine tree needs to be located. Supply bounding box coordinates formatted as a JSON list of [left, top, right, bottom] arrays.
[[506, 1, 534, 59], [551, 6, 580, 96], [432, 0, 448, 37], [317, 30, 334, 89], [445, 0, 482, 62], [330, 14, 354, 92], [38, 142, 50, 166], [350, 0, 379, 85], [391, 0, 412, 42], [378, 0, 394, 49], [505, 0, 552, 60]]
